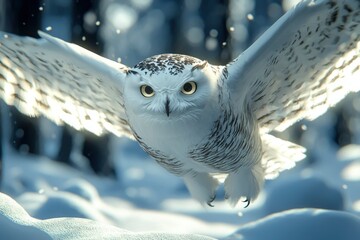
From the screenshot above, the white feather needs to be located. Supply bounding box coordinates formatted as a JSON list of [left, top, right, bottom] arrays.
[[227, 0, 360, 133], [0, 31, 132, 137]]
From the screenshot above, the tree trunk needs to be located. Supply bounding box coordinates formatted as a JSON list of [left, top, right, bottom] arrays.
[[71, 0, 113, 177], [4, 0, 42, 155]]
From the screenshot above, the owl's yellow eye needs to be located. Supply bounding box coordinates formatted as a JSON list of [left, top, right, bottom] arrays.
[[181, 81, 197, 95], [140, 85, 155, 97]]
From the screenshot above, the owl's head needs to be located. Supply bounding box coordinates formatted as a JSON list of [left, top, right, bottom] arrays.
[[123, 54, 220, 122]]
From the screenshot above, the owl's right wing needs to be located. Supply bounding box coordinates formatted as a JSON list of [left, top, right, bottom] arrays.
[[226, 0, 360, 134], [0, 31, 133, 138]]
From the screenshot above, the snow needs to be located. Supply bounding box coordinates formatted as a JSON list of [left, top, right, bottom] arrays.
[[0, 192, 214, 240], [226, 209, 360, 240], [1, 148, 234, 239], [1, 126, 360, 239], [264, 176, 345, 214]]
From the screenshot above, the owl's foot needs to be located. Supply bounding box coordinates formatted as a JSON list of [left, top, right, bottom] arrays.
[[224, 164, 264, 207], [225, 194, 251, 208], [183, 172, 219, 207]]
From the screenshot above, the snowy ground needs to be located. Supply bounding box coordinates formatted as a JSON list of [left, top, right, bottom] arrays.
[[1, 112, 360, 239]]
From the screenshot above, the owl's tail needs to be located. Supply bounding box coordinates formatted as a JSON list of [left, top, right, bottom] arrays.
[[261, 134, 306, 180]]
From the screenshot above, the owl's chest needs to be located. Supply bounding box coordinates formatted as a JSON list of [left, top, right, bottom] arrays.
[[189, 107, 262, 172], [129, 110, 219, 172], [133, 116, 214, 154]]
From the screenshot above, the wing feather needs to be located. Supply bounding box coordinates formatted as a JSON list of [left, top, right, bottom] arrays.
[[227, 0, 360, 133], [0, 31, 133, 138]]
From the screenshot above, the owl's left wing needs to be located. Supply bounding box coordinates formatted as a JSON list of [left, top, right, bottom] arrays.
[[0, 31, 133, 138], [226, 0, 360, 133]]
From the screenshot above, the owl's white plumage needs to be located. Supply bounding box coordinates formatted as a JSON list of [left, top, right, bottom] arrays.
[[0, 31, 132, 137], [0, 0, 360, 207]]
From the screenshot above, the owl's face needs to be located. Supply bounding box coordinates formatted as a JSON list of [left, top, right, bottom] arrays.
[[123, 54, 219, 123]]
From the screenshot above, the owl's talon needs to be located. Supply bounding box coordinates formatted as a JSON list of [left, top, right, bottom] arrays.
[[243, 198, 251, 208], [207, 194, 216, 207]]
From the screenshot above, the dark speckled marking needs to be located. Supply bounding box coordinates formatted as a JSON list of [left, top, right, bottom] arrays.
[[189, 102, 262, 172], [133, 54, 202, 76]]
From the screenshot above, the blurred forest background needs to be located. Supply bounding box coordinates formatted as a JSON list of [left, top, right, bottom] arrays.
[[0, 0, 359, 190]]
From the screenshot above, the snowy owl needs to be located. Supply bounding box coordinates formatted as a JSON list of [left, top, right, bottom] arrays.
[[0, 0, 360, 207]]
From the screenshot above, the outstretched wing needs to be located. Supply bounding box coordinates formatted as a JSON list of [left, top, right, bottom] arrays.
[[226, 0, 360, 133], [0, 31, 133, 138]]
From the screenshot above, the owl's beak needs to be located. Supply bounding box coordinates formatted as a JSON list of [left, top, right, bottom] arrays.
[[165, 97, 170, 117]]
